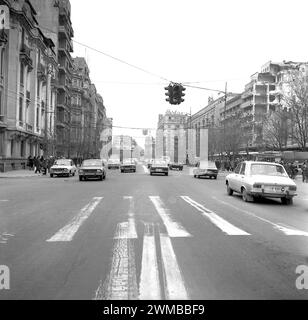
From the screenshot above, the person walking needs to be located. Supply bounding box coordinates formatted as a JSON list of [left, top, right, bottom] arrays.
[[27, 155, 33, 170], [40, 156, 47, 175], [34, 156, 41, 174]]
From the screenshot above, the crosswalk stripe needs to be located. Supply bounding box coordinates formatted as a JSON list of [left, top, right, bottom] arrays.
[[160, 234, 189, 300], [94, 223, 138, 300], [149, 196, 191, 238], [46, 197, 103, 242], [181, 196, 250, 236], [212, 196, 308, 237], [139, 223, 161, 300]]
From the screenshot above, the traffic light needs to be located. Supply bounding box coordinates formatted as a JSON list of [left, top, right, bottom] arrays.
[[165, 84, 174, 104], [164, 83, 186, 105]]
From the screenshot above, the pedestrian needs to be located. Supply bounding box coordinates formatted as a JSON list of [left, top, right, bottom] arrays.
[[34, 156, 41, 174], [27, 155, 33, 170], [40, 156, 47, 175]]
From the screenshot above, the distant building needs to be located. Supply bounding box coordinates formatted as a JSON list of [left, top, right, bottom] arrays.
[[156, 110, 188, 163], [144, 136, 155, 159]]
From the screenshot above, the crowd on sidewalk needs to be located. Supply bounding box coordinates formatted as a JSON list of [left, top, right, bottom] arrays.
[[26, 156, 56, 176]]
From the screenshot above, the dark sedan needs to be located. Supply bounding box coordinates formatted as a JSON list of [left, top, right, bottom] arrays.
[[78, 159, 106, 181], [169, 162, 184, 171], [150, 160, 169, 176]]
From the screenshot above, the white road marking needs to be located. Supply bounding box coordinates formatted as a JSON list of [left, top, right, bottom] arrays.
[[181, 196, 250, 236], [46, 197, 103, 242], [0, 200, 9, 202], [94, 223, 138, 300], [160, 234, 189, 300], [0, 233, 14, 244], [149, 196, 191, 238], [139, 223, 161, 300], [212, 196, 308, 237], [114, 196, 137, 239]]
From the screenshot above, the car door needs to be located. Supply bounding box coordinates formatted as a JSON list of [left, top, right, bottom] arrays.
[[238, 162, 247, 191], [230, 163, 242, 192]]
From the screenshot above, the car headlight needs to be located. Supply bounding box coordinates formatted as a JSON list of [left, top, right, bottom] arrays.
[[97, 169, 102, 173]]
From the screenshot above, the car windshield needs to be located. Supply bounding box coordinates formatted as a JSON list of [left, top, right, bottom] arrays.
[[82, 160, 102, 166], [123, 160, 134, 164], [54, 160, 71, 166], [251, 164, 288, 176], [153, 160, 167, 165], [199, 161, 217, 169]]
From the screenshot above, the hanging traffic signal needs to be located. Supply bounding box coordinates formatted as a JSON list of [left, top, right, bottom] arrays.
[[165, 84, 174, 104], [165, 83, 186, 105]]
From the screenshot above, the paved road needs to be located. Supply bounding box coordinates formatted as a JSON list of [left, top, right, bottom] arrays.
[[0, 165, 308, 300]]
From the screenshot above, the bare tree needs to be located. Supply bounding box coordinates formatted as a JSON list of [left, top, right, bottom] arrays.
[[262, 108, 288, 151], [281, 70, 308, 151]]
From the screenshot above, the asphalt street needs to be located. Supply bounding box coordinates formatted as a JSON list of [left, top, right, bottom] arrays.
[[0, 165, 308, 300]]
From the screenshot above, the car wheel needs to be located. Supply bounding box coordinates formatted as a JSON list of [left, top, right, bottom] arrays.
[[214, 176, 217, 180], [99, 176, 103, 181], [165, 173, 168, 176], [150, 172, 153, 176], [281, 197, 293, 205], [194, 175, 196, 178], [242, 188, 254, 202], [227, 184, 233, 196], [72, 172, 75, 177], [50, 174, 53, 178], [79, 176, 83, 181]]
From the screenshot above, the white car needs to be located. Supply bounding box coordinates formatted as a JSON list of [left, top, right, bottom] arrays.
[[226, 161, 297, 205], [193, 161, 218, 179], [50, 159, 77, 178]]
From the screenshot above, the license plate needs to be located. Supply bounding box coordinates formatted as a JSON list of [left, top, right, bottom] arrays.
[[265, 186, 284, 193], [156, 169, 163, 172]]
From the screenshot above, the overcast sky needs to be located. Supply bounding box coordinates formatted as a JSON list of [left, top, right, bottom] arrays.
[[71, 0, 308, 140]]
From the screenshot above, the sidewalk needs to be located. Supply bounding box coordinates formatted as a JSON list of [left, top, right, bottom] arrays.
[[0, 170, 42, 179]]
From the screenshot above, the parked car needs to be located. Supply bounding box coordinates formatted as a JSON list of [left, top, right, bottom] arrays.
[[150, 160, 169, 176], [169, 162, 184, 171], [50, 159, 77, 178], [226, 161, 297, 205], [193, 161, 218, 179], [78, 159, 106, 181], [120, 159, 137, 173], [107, 158, 121, 169]]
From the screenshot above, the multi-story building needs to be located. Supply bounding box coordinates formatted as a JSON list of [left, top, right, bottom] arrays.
[[70, 57, 107, 160], [156, 110, 188, 163], [0, 0, 57, 172], [144, 135, 155, 159], [32, 0, 74, 158], [100, 117, 113, 160]]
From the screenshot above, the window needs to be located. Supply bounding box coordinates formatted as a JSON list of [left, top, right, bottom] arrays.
[[240, 163, 246, 175], [0, 49, 5, 77], [20, 63, 24, 85], [10, 140, 14, 157], [234, 163, 242, 174], [21, 141, 25, 157], [19, 97, 23, 122], [0, 91, 2, 116]]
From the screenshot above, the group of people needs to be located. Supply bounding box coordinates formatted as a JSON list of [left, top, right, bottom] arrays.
[[27, 155, 56, 175]]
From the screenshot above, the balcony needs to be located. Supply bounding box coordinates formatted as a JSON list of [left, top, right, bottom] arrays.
[[0, 114, 6, 127], [18, 121, 25, 128], [26, 124, 33, 133], [242, 90, 253, 99], [20, 44, 33, 71], [241, 100, 253, 109]]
